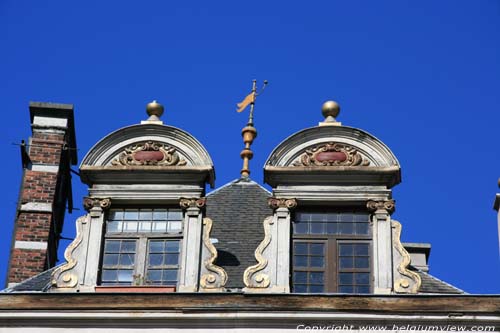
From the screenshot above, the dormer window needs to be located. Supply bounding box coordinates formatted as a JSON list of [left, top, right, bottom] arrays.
[[292, 211, 372, 293], [100, 208, 183, 286]]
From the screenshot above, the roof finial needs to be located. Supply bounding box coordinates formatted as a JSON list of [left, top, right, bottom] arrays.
[[319, 100, 342, 126], [141, 100, 164, 125], [236, 80, 268, 178]]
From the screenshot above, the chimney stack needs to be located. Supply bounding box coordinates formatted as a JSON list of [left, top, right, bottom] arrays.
[[6, 102, 77, 287]]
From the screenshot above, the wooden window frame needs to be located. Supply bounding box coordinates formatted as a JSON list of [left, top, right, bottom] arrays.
[[291, 210, 373, 293], [99, 207, 183, 286]]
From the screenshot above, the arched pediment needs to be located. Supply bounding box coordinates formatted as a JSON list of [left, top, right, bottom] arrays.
[[264, 125, 400, 188], [80, 124, 215, 187], [265, 126, 399, 168]]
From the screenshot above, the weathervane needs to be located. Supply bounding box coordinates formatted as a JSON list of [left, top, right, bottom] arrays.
[[236, 79, 268, 178]]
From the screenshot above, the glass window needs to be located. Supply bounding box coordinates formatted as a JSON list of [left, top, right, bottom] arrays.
[[292, 210, 372, 293], [100, 208, 183, 287]]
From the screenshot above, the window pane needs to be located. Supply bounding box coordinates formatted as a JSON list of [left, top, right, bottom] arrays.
[[108, 210, 123, 220], [354, 244, 369, 256], [338, 223, 354, 234], [168, 221, 182, 232], [294, 243, 308, 255], [294, 255, 307, 267], [153, 210, 168, 220], [355, 257, 369, 268], [353, 213, 369, 222], [120, 253, 135, 266], [121, 241, 136, 253], [355, 273, 370, 285], [339, 257, 353, 269], [107, 221, 121, 233], [339, 244, 354, 256], [293, 271, 307, 283], [149, 240, 164, 253], [123, 221, 138, 232], [339, 272, 353, 285], [105, 240, 120, 253], [165, 241, 180, 252], [355, 223, 369, 235], [165, 253, 179, 266], [103, 254, 119, 266], [310, 243, 324, 255], [310, 256, 324, 268], [168, 210, 183, 220], [163, 269, 177, 282], [149, 254, 164, 266], [295, 212, 310, 222], [147, 270, 162, 282], [326, 222, 338, 234], [309, 272, 324, 284], [152, 221, 167, 232], [339, 213, 353, 222], [102, 270, 117, 281], [123, 210, 139, 220], [309, 285, 324, 293], [339, 286, 354, 293], [294, 222, 308, 234], [356, 285, 370, 293], [138, 221, 152, 232], [310, 213, 326, 222], [117, 270, 133, 282], [294, 285, 307, 293], [139, 210, 152, 220], [310, 223, 324, 234]]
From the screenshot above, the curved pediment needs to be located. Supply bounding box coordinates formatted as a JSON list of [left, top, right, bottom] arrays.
[[264, 125, 400, 187], [80, 124, 215, 187], [266, 126, 399, 168]]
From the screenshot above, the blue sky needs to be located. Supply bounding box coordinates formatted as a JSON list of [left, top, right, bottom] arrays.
[[1, 1, 499, 293]]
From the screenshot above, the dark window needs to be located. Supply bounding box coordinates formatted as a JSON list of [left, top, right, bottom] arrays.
[[100, 208, 183, 286], [292, 211, 372, 293]]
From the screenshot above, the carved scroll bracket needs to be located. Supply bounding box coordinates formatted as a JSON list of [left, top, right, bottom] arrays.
[[199, 217, 228, 291], [243, 216, 273, 289], [51, 215, 88, 290], [83, 197, 111, 213], [367, 199, 395, 214], [293, 142, 370, 167], [392, 220, 421, 294]]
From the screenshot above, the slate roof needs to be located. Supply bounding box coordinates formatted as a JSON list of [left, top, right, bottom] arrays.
[[412, 268, 466, 294], [206, 178, 272, 289], [2, 266, 57, 293], [3, 178, 466, 294]]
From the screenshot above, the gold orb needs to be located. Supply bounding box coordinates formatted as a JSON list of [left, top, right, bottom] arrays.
[[146, 100, 164, 118], [322, 100, 340, 118]]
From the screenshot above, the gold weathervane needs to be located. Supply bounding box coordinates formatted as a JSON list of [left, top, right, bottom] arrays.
[[236, 79, 268, 178]]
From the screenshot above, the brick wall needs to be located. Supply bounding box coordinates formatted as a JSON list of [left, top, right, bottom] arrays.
[[6, 102, 77, 286]]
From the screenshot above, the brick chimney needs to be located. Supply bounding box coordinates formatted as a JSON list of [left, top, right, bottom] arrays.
[[6, 102, 77, 287]]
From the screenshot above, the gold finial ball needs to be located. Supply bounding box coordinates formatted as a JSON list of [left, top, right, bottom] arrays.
[[146, 100, 164, 118], [322, 100, 340, 119]]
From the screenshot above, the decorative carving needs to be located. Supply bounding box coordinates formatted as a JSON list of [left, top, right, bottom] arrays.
[[366, 199, 395, 214], [243, 216, 273, 289], [293, 142, 370, 167], [392, 220, 421, 294], [267, 197, 297, 210], [199, 218, 228, 291], [179, 197, 206, 209], [111, 141, 187, 166], [51, 215, 87, 289], [83, 197, 111, 211]]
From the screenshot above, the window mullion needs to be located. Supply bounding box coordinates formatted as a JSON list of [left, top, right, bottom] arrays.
[[135, 237, 148, 284]]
